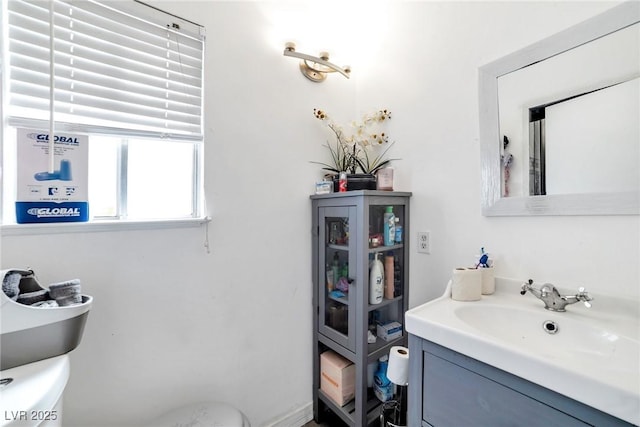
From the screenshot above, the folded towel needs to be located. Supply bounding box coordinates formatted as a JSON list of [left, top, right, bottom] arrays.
[[32, 300, 59, 308], [2, 272, 22, 300], [49, 279, 81, 299], [56, 294, 82, 306], [17, 289, 49, 305]]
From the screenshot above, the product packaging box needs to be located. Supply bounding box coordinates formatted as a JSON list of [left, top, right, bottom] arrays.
[[16, 129, 89, 223], [377, 321, 403, 342], [320, 350, 355, 406]]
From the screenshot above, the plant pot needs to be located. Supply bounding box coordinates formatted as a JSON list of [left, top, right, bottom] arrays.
[[332, 173, 377, 192]]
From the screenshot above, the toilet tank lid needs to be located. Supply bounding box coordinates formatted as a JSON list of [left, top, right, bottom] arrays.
[[149, 402, 249, 427], [0, 355, 70, 426]]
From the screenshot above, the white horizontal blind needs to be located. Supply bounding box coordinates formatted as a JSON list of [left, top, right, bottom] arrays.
[[7, 0, 204, 140]]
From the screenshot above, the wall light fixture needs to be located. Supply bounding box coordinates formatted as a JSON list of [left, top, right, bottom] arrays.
[[283, 42, 351, 82]]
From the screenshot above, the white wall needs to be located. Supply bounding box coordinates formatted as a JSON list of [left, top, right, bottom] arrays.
[[2, 1, 638, 426], [355, 0, 639, 305]]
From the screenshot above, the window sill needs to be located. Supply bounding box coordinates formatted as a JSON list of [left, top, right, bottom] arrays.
[[1, 217, 211, 236]]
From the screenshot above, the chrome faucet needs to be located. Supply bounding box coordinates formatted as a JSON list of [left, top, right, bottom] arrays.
[[520, 279, 593, 312]]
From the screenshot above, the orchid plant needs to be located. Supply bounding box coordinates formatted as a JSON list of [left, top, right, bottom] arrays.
[[312, 108, 398, 175]]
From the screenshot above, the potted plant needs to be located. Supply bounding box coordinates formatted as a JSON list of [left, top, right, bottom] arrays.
[[312, 108, 398, 191]]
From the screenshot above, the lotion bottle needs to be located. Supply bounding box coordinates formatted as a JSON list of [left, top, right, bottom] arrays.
[[370, 253, 384, 304]]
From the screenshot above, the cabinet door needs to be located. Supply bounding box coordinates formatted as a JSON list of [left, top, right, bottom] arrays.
[[422, 352, 590, 427], [365, 203, 407, 353], [318, 206, 357, 352]]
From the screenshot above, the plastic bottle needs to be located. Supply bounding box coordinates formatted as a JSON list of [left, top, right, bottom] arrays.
[[332, 252, 340, 281], [341, 262, 349, 281], [369, 253, 384, 304], [326, 265, 334, 292], [338, 172, 348, 192], [374, 355, 394, 402], [383, 206, 395, 246], [394, 217, 402, 243], [384, 253, 394, 299]]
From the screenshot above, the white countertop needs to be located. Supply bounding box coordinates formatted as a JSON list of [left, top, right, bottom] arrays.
[[406, 278, 640, 425]]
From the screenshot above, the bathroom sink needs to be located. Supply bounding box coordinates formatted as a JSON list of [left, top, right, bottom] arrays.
[[454, 304, 639, 371], [406, 278, 640, 425]]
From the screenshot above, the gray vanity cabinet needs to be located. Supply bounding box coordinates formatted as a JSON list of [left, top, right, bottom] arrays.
[[311, 191, 411, 427], [408, 335, 634, 427]]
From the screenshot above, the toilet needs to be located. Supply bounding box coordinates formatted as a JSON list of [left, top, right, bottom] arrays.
[[147, 401, 250, 427], [0, 354, 70, 427], [0, 357, 249, 427], [1, 269, 246, 427]]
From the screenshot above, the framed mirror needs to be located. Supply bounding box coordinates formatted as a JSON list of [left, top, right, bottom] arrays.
[[479, 1, 639, 216]]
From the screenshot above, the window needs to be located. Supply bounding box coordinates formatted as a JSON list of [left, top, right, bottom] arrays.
[[1, 0, 205, 224]]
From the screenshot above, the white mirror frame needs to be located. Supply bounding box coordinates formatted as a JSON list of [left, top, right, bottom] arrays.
[[479, 1, 640, 216]]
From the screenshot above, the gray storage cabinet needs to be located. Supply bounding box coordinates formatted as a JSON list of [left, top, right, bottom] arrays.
[[311, 191, 411, 426]]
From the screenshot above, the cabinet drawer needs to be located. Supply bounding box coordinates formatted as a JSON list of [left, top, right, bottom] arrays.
[[422, 352, 589, 427]]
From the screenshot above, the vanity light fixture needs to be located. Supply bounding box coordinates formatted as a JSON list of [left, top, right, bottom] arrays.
[[283, 42, 351, 82]]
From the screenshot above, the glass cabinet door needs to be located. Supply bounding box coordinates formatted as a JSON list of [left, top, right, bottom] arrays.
[[366, 203, 406, 354], [318, 206, 357, 352]]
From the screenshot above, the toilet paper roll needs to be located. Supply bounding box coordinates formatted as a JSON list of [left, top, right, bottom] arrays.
[[451, 268, 481, 301], [387, 346, 409, 386], [481, 267, 495, 295]]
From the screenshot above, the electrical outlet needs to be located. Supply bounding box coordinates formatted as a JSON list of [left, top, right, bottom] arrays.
[[417, 231, 430, 254]]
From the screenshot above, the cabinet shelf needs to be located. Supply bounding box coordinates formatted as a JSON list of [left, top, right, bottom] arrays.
[[317, 388, 387, 427], [367, 295, 402, 312], [328, 294, 402, 308], [318, 331, 407, 366], [368, 243, 403, 253], [328, 243, 349, 251], [330, 242, 404, 254], [367, 334, 406, 362], [328, 293, 348, 305], [318, 388, 355, 425], [318, 333, 355, 363]]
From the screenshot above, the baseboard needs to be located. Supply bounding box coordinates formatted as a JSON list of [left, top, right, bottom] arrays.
[[262, 402, 313, 427]]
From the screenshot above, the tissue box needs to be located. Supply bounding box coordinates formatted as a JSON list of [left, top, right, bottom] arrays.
[[377, 321, 403, 342], [320, 350, 355, 406]]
